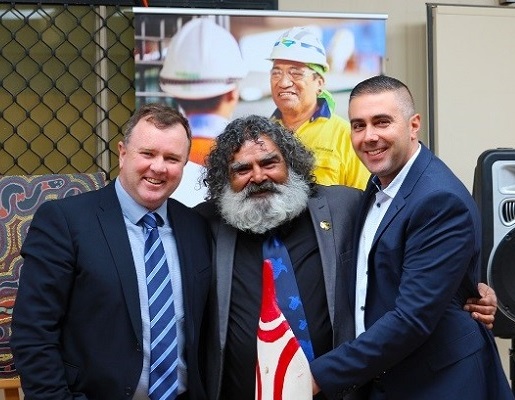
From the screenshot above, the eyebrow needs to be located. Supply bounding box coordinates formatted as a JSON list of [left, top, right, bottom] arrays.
[[230, 153, 282, 172], [372, 114, 393, 120], [349, 117, 363, 124], [350, 114, 393, 124], [271, 66, 305, 71]]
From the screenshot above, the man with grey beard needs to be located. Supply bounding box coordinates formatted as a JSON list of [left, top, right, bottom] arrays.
[[194, 115, 498, 400], [195, 114, 364, 400], [217, 168, 310, 234]]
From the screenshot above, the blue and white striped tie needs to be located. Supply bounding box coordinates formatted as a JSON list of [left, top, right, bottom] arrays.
[[141, 212, 178, 400]]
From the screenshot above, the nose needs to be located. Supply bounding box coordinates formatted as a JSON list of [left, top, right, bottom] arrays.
[[249, 165, 267, 184], [276, 72, 293, 87], [363, 126, 379, 142], [150, 157, 166, 173]]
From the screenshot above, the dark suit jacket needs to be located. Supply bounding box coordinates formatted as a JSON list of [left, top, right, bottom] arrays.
[[194, 184, 363, 400], [311, 144, 513, 400], [11, 181, 212, 400]]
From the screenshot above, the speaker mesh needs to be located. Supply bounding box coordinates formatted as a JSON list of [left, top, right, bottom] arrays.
[[501, 199, 515, 225], [488, 229, 515, 324]]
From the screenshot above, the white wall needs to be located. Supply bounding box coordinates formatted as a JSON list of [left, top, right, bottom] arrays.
[[279, 0, 514, 385], [280, 0, 510, 144]]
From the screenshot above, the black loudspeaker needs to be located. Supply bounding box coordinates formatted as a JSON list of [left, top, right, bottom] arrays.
[[473, 148, 515, 338]]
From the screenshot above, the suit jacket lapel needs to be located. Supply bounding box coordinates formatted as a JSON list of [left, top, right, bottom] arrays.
[[308, 192, 337, 329], [215, 222, 237, 350], [355, 177, 380, 248], [166, 200, 192, 335], [371, 144, 432, 250], [350, 181, 378, 309], [98, 182, 143, 343]]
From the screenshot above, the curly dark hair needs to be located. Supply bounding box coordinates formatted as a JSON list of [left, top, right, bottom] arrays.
[[203, 115, 316, 201]]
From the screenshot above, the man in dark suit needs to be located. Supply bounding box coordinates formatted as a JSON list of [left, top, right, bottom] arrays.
[[310, 75, 513, 399], [194, 115, 496, 400], [195, 115, 363, 400], [11, 104, 212, 400]]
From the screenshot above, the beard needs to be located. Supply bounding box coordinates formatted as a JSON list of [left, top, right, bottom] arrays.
[[218, 171, 310, 234]]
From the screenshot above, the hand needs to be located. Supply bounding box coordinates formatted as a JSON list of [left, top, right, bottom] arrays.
[[312, 375, 321, 395], [463, 282, 497, 330]]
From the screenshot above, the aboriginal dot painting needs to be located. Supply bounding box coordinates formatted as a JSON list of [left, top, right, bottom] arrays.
[[0, 173, 106, 377]]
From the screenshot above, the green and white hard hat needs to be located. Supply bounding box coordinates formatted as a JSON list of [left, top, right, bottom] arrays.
[[160, 18, 247, 99], [268, 26, 329, 73]]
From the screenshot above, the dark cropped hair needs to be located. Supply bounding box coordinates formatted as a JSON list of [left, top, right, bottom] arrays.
[[350, 75, 415, 118], [123, 103, 192, 146], [204, 115, 316, 200]]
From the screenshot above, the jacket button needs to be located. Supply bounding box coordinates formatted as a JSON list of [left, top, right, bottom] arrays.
[[125, 387, 133, 396]]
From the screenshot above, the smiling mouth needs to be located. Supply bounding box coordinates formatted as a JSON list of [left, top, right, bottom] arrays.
[[145, 177, 163, 185], [247, 187, 276, 197], [366, 148, 386, 157], [245, 181, 279, 198], [248, 191, 272, 199]]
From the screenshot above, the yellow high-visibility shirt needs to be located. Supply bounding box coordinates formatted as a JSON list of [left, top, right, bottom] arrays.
[[272, 101, 370, 190]]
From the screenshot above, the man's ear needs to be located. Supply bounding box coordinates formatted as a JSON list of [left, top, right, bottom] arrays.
[[316, 74, 325, 91], [409, 113, 421, 138]]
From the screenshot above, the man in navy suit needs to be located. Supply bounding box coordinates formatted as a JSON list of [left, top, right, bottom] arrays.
[[195, 115, 499, 400], [310, 75, 513, 399], [11, 104, 212, 400]]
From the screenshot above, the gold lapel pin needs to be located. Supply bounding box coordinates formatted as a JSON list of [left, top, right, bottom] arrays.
[[320, 220, 331, 230]]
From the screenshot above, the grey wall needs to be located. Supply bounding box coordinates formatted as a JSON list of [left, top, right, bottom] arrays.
[[428, 4, 515, 189], [280, 0, 508, 145]]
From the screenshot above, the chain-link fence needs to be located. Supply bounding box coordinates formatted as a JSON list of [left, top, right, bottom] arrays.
[[0, 3, 135, 180]]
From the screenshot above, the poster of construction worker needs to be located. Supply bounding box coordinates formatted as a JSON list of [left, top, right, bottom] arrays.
[[134, 8, 387, 206]]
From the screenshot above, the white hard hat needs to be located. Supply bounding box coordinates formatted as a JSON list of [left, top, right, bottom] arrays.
[[268, 26, 329, 72], [160, 18, 247, 99]]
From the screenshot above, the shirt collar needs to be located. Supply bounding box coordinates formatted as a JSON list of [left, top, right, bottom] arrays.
[[376, 143, 422, 199], [115, 178, 168, 226]]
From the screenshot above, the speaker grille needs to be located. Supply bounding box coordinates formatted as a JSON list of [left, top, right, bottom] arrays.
[[500, 199, 515, 225]]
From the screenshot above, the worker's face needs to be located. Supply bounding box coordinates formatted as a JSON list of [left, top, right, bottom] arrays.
[[349, 90, 420, 188], [118, 119, 189, 210], [270, 60, 324, 118], [229, 135, 289, 195]]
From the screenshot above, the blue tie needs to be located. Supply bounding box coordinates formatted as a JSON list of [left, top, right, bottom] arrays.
[[262, 235, 315, 361], [141, 212, 178, 400]]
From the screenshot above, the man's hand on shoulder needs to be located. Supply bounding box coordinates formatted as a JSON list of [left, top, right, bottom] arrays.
[[463, 282, 497, 330]]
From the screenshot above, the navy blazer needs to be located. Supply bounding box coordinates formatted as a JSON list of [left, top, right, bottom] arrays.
[[311, 144, 513, 400], [11, 181, 212, 400]]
